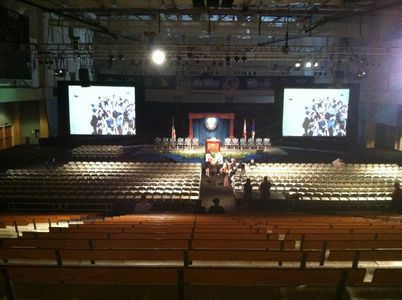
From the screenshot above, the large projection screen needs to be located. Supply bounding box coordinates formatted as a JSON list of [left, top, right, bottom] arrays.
[[68, 85, 136, 135], [282, 88, 350, 137]]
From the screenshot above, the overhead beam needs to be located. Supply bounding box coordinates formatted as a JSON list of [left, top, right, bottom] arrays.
[[15, 0, 118, 39], [305, 0, 402, 33], [53, 7, 345, 17]]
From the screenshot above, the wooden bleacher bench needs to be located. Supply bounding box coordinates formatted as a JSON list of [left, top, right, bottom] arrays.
[[0, 248, 57, 263], [58, 249, 185, 265], [193, 233, 268, 240], [191, 240, 295, 250], [371, 269, 402, 285], [188, 250, 322, 267], [0, 238, 91, 249], [328, 249, 402, 267], [22, 232, 110, 240], [91, 239, 189, 250], [302, 240, 402, 250], [1, 265, 180, 285], [183, 267, 366, 286]]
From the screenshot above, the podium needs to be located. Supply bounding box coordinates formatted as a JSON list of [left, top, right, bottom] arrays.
[[205, 138, 221, 153]]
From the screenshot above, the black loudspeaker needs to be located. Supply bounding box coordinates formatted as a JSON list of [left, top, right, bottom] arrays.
[[79, 68, 90, 87], [334, 71, 344, 83]]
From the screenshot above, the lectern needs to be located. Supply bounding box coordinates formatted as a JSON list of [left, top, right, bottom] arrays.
[[205, 138, 221, 153]]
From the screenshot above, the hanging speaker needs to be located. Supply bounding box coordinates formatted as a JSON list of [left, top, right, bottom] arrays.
[[79, 68, 90, 87]]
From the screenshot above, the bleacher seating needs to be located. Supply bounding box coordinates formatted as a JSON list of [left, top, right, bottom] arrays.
[[232, 163, 401, 208], [1, 214, 402, 299], [71, 145, 123, 159], [0, 162, 202, 212]]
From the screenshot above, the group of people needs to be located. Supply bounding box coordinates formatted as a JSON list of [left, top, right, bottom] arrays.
[[302, 97, 348, 137], [205, 151, 250, 187], [90, 95, 136, 135], [194, 198, 225, 214], [243, 176, 272, 209]]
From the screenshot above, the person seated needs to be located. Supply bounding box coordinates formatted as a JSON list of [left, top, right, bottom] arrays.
[[249, 159, 257, 168], [205, 152, 213, 163], [260, 176, 272, 200], [237, 161, 246, 176], [193, 200, 206, 214], [134, 195, 152, 214], [208, 198, 225, 214], [215, 151, 224, 165], [332, 158, 345, 169], [391, 182, 402, 212]]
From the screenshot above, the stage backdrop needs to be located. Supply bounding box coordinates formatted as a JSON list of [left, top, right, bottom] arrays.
[[189, 113, 234, 145]]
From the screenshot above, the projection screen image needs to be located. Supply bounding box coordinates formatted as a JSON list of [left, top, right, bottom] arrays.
[[282, 88, 350, 137], [69, 85, 136, 135]]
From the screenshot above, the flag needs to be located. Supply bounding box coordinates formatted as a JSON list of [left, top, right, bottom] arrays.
[[171, 117, 176, 139], [243, 119, 247, 139], [251, 118, 255, 139]]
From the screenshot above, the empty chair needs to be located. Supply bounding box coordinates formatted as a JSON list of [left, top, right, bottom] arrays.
[[176, 138, 184, 149], [255, 138, 263, 150], [263, 138, 271, 150], [184, 137, 192, 149], [162, 137, 169, 149], [169, 138, 177, 149], [224, 138, 231, 149], [247, 138, 256, 149], [192, 138, 199, 148], [240, 138, 247, 150], [232, 138, 239, 149], [154, 137, 161, 149]]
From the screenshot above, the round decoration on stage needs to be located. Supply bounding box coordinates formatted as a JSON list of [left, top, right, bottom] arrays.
[[205, 117, 218, 131]]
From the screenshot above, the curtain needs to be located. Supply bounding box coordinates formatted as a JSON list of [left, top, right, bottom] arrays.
[[193, 118, 230, 145]]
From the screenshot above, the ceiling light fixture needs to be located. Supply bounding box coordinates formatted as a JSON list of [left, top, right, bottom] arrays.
[[151, 49, 166, 65]]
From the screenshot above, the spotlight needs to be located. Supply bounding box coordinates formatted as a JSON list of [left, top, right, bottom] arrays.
[[107, 55, 115, 67], [313, 61, 319, 68], [234, 56, 240, 62], [357, 70, 367, 78], [118, 54, 125, 61], [241, 56, 247, 62], [305, 61, 312, 68], [294, 62, 301, 69], [54, 69, 65, 77], [151, 49, 166, 65]]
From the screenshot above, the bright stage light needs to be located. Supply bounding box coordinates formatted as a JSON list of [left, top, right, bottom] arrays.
[[294, 62, 301, 69], [305, 61, 312, 68], [313, 61, 319, 68], [151, 49, 166, 65]]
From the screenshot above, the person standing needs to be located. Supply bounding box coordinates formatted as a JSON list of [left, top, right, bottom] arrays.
[[243, 178, 253, 206], [260, 176, 272, 200], [391, 182, 402, 213], [259, 176, 272, 210], [208, 198, 225, 214]]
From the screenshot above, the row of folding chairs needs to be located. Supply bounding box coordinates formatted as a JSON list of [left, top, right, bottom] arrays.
[[224, 137, 271, 150], [154, 137, 200, 149], [71, 145, 123, 159]]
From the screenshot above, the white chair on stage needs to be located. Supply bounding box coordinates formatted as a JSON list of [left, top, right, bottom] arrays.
[[192, 137, 199, 148], [240, 138, 247, 150], [224, 138, 231, 149], [232, 138, 239, 149], [263, 138, 271, 150]]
